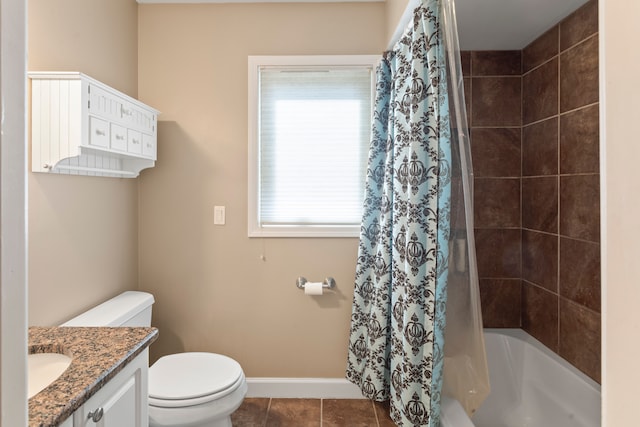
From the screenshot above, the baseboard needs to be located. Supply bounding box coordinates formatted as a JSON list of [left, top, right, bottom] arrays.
[[246, 378, 365, 399]]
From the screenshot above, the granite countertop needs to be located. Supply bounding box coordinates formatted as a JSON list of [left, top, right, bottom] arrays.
[[28, 326, 159, 427]]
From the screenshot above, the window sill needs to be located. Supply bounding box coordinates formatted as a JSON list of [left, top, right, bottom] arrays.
[[248, 225, 360, 238]]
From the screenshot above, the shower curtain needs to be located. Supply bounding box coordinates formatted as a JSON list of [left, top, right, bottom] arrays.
[[346, 0, 489, 425]]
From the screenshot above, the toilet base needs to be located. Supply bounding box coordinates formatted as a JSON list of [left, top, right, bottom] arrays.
[[148, 380, 246, 427], [210, 416, 232, 427], [149, 415, 232, 427], [149, 414, 232, 427]]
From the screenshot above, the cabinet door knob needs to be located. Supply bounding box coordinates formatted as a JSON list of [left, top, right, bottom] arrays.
[[88, 407, 104, 422]]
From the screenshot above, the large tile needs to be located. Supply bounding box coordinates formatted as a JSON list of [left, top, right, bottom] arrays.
[[522, 230, 558, 292], [479, 279, 521, 327], [522, 117, 558, 176], [560, 0, 599, 51], [266, 399, 320, 427], [322, 399, 377, 426], [523, 58, 558, 125], [560, 104, 600, 174], [475, 228, 521, 278], [559, 237, 601, 312], [471, 51, 521, 76], [470, 128, 521, 178], [232, 398, 270, 427], [460, 51, 471, 77], [474, 178, 520, 228], [472, 77, 521, 127], [522, 281, 559, 352], [464, 77, 471, 121], [522, 177, 558, 233], [560, 36, 599, 113], [560, 174, 600, 242], [373, 401, 397, 427], [523, 25, 559, 73], [559, 299, 601, 383]]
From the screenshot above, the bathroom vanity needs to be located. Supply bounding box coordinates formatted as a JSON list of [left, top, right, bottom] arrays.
[[28, 326, 158, 427]]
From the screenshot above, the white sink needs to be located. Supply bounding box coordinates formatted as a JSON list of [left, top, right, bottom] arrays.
[[28, 352, 72, 398]]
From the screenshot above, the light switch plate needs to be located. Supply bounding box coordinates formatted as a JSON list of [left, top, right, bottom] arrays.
[[214, 205, 226, 225]]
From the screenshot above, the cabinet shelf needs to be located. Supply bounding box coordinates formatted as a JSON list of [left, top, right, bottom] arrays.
[[29, 72, 160, 178]]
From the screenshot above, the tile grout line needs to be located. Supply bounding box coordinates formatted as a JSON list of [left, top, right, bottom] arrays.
[[520, 44, 524, 329], [521, 101, 598, 130], [371, 399, 381, 427], [263, 397, 272, 427], [556, 20, 562, 355], [522, 27, 558, 77]]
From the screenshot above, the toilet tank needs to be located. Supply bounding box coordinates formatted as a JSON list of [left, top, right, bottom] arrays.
[[61, 291, 155, 327]]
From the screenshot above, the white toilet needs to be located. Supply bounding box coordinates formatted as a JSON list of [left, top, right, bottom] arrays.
[[62, 291, 247, 427]]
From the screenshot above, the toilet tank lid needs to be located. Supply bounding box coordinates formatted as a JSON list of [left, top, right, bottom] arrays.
[[61, 291, 155, 327]]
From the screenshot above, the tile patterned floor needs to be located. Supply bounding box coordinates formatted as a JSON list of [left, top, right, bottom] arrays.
[[231, 398, 398, 426]]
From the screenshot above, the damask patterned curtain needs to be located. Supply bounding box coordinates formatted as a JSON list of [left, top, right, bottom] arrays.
[[346, 0, 488, 425]]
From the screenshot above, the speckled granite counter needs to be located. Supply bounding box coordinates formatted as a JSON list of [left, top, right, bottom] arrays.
[[28, 326, 158, 427]]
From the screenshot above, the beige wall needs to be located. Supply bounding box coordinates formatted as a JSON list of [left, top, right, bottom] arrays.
[[28, 0, 138, 96], [386, 0, 411, 47], [28, 0, 140, 326], [137, 3, 385, 376], [600, 0, 640, 424]]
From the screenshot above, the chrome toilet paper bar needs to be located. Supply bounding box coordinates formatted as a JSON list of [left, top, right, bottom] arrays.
[[296, 276, 336, 290]]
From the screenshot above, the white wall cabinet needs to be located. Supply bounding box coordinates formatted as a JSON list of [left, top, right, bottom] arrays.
[[29, 72, 160, 178], [70, 349, 149, 427]]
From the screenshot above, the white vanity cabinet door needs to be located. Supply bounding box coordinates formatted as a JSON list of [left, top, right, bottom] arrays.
[[60, 415, 73, 427], [74, 349, 149, 427]]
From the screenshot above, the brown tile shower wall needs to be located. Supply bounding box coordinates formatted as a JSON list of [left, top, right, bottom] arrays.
[[468, 0, 601, 383], [521, 0, 600, 383], [465, 50, 523, 329]]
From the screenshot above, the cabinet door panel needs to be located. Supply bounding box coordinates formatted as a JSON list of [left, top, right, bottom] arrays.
[[74, 350, 148, 427], [89, 84, 121, 122], [89, 117, 109, 148], [111, 124, 127, 152], [76, 376, 138, 427], [142, 133, 156, 159], [127, 130, 143, 155]]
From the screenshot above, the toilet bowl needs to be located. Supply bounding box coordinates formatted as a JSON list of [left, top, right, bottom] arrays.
[[148, 352, 247, 427], [62, 291, 247, 427]]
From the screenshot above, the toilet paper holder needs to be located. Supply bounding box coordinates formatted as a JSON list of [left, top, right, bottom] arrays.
[[296, 276, 336, 290]]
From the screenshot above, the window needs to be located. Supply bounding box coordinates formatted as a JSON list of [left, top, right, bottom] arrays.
[[248, 55, 379, 237]]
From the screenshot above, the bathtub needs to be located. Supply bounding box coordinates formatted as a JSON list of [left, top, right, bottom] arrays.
[[446, 328, 601, 427]]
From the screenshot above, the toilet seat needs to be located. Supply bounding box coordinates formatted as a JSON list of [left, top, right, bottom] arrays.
[[149, 352, 245, 408]]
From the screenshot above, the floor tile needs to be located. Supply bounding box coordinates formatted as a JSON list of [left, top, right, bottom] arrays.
[[322, 399, 377, 426], [232, 397, 270, 427], [266, 398, 321, 427], [373, 400, 397, 427]]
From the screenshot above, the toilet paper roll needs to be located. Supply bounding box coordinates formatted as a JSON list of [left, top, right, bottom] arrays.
[[304, 282, 324, 296]]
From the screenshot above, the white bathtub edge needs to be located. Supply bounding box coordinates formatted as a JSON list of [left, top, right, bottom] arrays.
[[484, 328, 601, 392]]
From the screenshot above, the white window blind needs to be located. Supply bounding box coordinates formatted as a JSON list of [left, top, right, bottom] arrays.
[[248, 56, 379, 237]]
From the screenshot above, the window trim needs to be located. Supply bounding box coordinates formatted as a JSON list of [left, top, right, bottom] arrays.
[[248, 55, 380, 238]]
